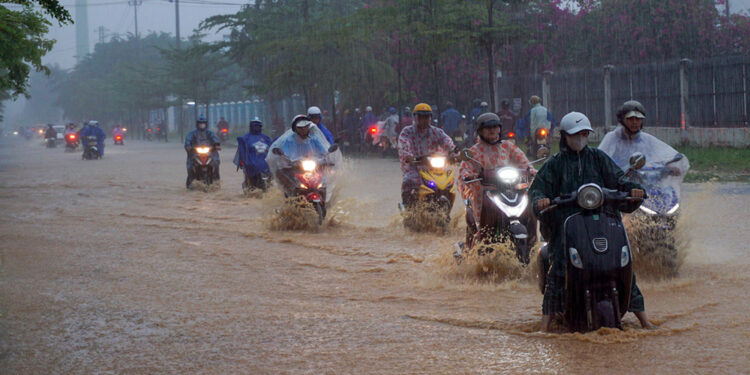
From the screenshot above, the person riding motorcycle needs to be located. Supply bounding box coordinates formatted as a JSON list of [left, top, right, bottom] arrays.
[[234, 118, 272, 190], [112, 124, 124, 143], [516, 96, 557, 155], [440, 101, 462, 136], [81, 121, 106, 157], [458, 113, 536, 248], [217, 117, 229, 134], [398, 103, 456, 207], [184, 115, 221, 188], [266, 115, 336, 193], [599, 100, 690, 177], [496, 99, 517, 139], [529, 111, 654, 332], [307, 106, 335, 145], [44, 124, 57, 146]]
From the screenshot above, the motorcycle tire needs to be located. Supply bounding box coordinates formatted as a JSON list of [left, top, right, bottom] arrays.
[[313, 202, 324, 225], [596, 300, 617, 329]]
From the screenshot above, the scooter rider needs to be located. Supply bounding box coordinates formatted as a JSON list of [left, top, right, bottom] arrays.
[[458, 112, 535, 247], [184, 115, 221, 188], [81, 121, 106, 157], [398, 103, 456, 207], [267, 115, 330, 192], [307, 106, 335, 145], [599, 100, 690, 176], [234, 117, 272, 189], [529, 111, 655, 331]]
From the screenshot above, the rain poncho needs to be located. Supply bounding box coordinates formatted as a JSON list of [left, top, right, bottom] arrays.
[[598, 125, 690, 207], [373, 115, 399, 146], [81, 125, 106, 156], [233, 131, 272, 178], [398, 124, 455, 192], [528, 138, 644, 315], [458, 138, 533, 222], [265, 124, 343, 202], [184, 129, 220, 169]]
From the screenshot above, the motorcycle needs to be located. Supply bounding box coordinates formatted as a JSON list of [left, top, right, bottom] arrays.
[[624, 152, 685, 276], [45, 136, 57, 148], [536, 183, 643, 332], [528, 127, 551, 159], [188, 143, 220, 187], [82, 136, 101, 160], [145, 127, 153, 141], [455, 150, 539, 264], [241, 141, 272, 193], [271, 145, 339, 224], [65, 132, 79, 152], [218, 126, 230, 142], [113, 133, 124, 145], [398, 153, 457, 230]]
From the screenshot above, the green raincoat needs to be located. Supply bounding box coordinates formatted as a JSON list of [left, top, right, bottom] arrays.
[[529, 138, 645, 315]]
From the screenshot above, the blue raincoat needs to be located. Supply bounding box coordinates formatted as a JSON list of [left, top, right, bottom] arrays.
[[439, 107, 462, 135], [316, 122, 335, 145], [233, 131, 272, 178], [81, 125, 106, 156], [184, 129, 220, 169]]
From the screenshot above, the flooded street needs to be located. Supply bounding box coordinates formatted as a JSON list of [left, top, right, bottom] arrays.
[[1, 138, 749, 374]]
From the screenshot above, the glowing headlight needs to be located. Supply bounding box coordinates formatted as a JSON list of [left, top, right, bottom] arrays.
[[428, 156, 446, 169], [195, 146, 211, 154], [301, 159, 317, 172], [577, 183, 603, 210], [497, 167, 520, 185], [13, 131, 18, 135]]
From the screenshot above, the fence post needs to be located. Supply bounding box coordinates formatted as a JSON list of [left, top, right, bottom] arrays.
[[680, 58, 692, 130], [603, 65, 614, 129], [542, 70, 553, 113]]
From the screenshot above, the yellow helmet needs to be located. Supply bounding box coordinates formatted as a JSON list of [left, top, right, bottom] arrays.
[[413, 103, 433, 117]]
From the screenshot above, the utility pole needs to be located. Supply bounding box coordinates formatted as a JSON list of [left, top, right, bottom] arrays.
[[726, 0, 730, 18], [96, 26, 108, 44], [175, 0, 183, 140], [128, 0, 142, 46]]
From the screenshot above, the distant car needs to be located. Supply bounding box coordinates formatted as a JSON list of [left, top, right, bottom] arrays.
[[53, 125, 65, 142]]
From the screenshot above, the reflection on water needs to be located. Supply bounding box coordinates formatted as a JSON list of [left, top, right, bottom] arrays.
[[0, 139, 749, 373]]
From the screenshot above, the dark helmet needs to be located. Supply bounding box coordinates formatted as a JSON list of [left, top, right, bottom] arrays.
[[500, 99, 510, 110], [616, 100, 646, 126], [472, 98, 481, 108], [475, 113, 502, 144]]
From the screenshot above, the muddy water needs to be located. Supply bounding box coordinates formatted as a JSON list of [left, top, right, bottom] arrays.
[[0, 139, 749, 374]]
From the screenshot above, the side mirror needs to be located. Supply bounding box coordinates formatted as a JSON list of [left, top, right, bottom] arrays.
[[629, 152, 646, 170], [667, 153, 684, 165], [328, 144, 339, 153], [272, 148, 284, 156], [460, 148, 474, 161]]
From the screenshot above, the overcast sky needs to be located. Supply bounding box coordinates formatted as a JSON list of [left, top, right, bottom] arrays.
[[44, 0, 248, 69]]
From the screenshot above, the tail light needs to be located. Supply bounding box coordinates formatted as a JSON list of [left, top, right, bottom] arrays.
[[147, 129, 152, 132], [369, 126, 378, 134], [115, 135, 122, 140], [221, 128, 228, 133], [538, 128, 548, 137], [68, 134, 76, 140], [508, 132, 515, 138]]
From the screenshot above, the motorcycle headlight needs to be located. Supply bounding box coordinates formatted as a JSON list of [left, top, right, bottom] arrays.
[[577, 183, 603, 210], [195, 146, 211, 154], [428, 156, 446, 169], [301, 159, 317, 172], [497, 167, 520, 185]]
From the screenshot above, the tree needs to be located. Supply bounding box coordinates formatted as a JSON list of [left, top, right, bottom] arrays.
[[0, 1, 72, 98]]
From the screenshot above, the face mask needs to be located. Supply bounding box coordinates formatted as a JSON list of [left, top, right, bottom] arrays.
[[566, 134, 588, 152], [197, 123, 207, 130]]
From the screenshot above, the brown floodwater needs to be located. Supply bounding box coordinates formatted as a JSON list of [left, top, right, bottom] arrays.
[[1, 139, 748, 374]]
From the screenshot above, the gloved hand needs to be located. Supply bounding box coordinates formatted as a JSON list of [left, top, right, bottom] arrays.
[[536, 198, 551, 211], [630, 189, 644, 199]]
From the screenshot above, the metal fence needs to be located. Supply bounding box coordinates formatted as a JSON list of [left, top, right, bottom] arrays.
[[506, 56, 750, 129]]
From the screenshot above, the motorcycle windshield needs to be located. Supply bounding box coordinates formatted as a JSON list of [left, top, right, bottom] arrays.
[[633, 166, 681, 214]]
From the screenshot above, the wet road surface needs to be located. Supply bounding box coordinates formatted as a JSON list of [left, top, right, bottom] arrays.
[[1, 139, 749, 374]]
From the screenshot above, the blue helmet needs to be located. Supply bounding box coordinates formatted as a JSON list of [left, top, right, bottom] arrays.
[[250, 117, 263, 126], [389, 107, 397, 114], [197, 114, 207, 123]]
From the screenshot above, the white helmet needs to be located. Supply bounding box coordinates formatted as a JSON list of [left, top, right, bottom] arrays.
[[560, 112, 594, 135], [365, 106, 372, 112], [307, 106, 322, 116]]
